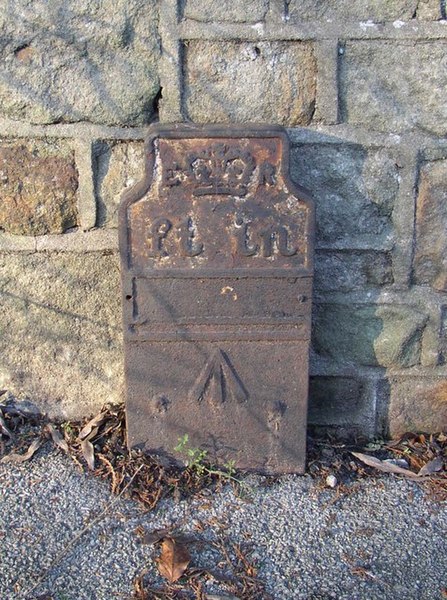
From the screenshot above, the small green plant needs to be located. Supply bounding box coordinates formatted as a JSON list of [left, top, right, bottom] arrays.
[[174, 434, 241, 483], [61, 421, 74, 437], [175, 433, 208, 476]]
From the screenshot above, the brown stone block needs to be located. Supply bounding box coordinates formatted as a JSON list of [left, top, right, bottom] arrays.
[[340, 42, 447, 135], [314, 304, 428, 368], [0, 252, 123, 419], [0, 139, 78, 236], [0, 0, 160, 125], [388, 377, 447, 437], [413, 160, 447, 291], [183, 0, 269, 22], [287, 0, 419, 21], [184, 41, 316, 127], [95, 141, 145, 228]]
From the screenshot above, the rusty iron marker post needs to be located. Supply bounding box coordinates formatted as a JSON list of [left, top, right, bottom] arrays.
[[119, 125, 314, 473]]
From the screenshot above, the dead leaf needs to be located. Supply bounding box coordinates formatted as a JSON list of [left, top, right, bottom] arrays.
[[418, 456, 444, 476], [46, 424, 69, 453], [133, 568, 149, 600], [81, 438, 95, 470], [83, 426, 99, 443], [78, 411, 107, 441], [140, 527, 171, 545], [1, 437, 42, 464], [156, 537, 191, 583], [351, 452, 420, 478]]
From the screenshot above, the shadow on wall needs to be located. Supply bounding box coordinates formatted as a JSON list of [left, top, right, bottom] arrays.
[[0, 0, 160, 125], [289, 130, 427, 440], [0, 251, 124, 419]]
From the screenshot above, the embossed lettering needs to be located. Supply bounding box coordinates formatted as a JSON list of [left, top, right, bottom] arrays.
[[260, 228, 274, 257], [179, 217, 204, 257], [260, 227, 297, 257], [277, 226, 298, 256], [163, 162, 184, 187], [234, 223, 298, 258], [234, 217, 258, 256], [259, 162, 276, 186], [147, 218, 172, 257]]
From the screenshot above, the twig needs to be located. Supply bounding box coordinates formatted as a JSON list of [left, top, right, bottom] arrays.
[[20, 464, 143, 598]]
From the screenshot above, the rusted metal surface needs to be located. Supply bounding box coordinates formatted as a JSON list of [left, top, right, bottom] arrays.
[[119, 124, 314, 474]]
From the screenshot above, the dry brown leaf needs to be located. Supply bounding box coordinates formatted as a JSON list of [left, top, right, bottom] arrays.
[[46, 424, 69, 453], [78, 412, 107, 441], [81, 439, 95, 470], [351, 452, 420, 478], [156, 537, 191, 583], [1, 437, 42, 464], [418, 456, 444, 476], [140, 527, 171, 545]]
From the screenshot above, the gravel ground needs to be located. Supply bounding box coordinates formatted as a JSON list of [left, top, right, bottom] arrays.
[[0, 446, 446, 600]]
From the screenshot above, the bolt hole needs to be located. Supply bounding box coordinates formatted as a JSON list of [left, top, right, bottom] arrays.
[[254, 46, 261, 56]]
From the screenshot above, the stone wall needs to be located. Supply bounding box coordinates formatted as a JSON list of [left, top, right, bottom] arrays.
[[0, 0, 446, 437]]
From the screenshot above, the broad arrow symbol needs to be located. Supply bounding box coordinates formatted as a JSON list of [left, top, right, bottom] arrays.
[[189, 349, 249, 406]]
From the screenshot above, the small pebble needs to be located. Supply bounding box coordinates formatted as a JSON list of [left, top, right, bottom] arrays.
[[326, 474, 338, 488]]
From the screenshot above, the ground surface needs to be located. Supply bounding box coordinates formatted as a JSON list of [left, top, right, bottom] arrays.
[[0, 446, 446, 600]]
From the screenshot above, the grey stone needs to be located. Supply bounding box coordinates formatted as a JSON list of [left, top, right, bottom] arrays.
[[183, 0, 269, 22], [290, 145, 397, 244], [0, 0, 160, 125], [95, 141, 145, 228], [413, 160, 447, 291], [184, 41, 316, 126], [0, 252, 123, 419], [416, 0, 442, 19], [340, 42, 447, 135], [313, 304, 428, 368], [308, 376, 375, 434], [0, 139, 78, 235], [387, 377, 447, 437], [287, 0, 418, 21], [315, 251, 393, 293]]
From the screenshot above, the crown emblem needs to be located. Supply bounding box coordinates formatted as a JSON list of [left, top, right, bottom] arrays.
[[188, 144, 256, 197]]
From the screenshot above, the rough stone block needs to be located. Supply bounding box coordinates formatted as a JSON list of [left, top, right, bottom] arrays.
[[315, 251, 393, 293], [287, 0, 419, 21], [308, 376, 375, 435], [0, 0, 160, 125], [0, 252, 123, 419], [183, 0, 269, 22], [184, 41, 316, 126], [387, 377, 447, 436], [291, 145, 397, 244], [314, 304, 428, 368], [0, 139, 78, 236], [95, 141, 145, 228], [413, 160, 447, 291], [340, 42, 447, 135], [416, 0, 442, 19]]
